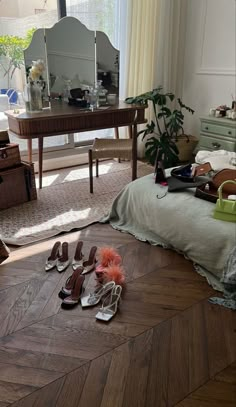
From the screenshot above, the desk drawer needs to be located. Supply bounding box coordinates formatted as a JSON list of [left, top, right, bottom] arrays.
[[199, 134, 236, 152], [201, 122, 236, 138]]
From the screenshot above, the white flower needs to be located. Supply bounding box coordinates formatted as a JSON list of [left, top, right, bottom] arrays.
[[29, 59, 45, 81]]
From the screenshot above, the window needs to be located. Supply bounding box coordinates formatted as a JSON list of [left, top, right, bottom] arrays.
[[0, 0, 120, 166]]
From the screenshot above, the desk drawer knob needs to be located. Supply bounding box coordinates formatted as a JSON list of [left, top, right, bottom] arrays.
[[228, 131, 232, 135], [205, 126, 209, 130], [212, 142, 221, 149]]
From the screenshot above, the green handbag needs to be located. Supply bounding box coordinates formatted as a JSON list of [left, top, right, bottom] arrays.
[[213, 180, 236, 222]]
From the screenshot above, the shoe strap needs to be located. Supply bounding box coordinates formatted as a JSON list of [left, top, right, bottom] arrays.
[[89, 281, 115, 300]]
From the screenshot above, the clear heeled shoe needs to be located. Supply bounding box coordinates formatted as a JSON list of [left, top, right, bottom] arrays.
[[45, 241, 61, 272], [72, 241, 84, 271], [81, 281, 115, 308], [57, 242, 70, 273], [96, 285, 122, 322]]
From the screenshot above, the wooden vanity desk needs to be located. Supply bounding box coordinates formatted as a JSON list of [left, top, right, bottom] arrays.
[[6, 101, 147, 188]]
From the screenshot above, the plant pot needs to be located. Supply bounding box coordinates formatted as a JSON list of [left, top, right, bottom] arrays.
[[175, 134, 198, 162]]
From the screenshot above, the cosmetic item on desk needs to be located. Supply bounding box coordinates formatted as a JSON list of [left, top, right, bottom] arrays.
[[68, 98, 88, 108]]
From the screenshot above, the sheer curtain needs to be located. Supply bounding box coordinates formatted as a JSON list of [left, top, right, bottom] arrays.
[[118, 0, 187, 155]]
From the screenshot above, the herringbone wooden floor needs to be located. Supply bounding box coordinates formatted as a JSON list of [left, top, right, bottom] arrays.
[[0, 224, 235, 407]]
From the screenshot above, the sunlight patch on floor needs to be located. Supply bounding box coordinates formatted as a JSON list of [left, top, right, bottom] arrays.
[[14, 208, 91, 238]]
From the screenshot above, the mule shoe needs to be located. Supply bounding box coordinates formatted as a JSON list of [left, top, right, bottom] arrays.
[[45, 241, 61, 272], [57, 242, 70, 273], [82, 246, 97, 275], [61, 274, 85, 308], [58, 266, 83, 299], [72, 241, 84, 271]]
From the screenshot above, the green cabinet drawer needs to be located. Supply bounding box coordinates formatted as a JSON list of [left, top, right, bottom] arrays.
[[199, 134, 236, 152], [201, 122, 236, 139]]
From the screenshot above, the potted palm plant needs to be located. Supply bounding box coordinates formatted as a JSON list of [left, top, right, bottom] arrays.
[[125, 86, 197, 168]]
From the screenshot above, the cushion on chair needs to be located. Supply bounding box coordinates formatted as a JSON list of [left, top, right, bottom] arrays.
[[91, 138, 132, 159]]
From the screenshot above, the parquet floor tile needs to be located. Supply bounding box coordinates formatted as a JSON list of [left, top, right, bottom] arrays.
[[0, 224, 235, 406]]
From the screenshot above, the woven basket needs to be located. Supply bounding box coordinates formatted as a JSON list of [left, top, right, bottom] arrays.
[[175, 135, 198, 162]]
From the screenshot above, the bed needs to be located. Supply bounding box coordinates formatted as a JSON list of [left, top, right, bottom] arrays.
[[103, 171, 236, 294]]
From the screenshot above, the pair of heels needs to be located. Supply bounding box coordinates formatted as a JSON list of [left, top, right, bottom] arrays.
[[72, 241, 97, 275], [45, 241, 97, 275], [81, 281, 122, 322], [45, 241, 70, 273], [59, 272, 122, 321]]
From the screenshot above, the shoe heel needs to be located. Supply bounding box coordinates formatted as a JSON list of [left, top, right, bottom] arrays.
[[61, 274, 85, 308], [58, 266, 83, 299], [82, 246, 97, 275], [72, 241, 84, 270], [57, 242, 70, 273], [45, 241, 61, 272]]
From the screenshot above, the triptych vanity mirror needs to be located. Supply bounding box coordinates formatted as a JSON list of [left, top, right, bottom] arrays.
[[24, 16, 120, 107]]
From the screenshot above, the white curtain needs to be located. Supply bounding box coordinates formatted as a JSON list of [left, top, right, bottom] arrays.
[[119, 0, 188, 155]]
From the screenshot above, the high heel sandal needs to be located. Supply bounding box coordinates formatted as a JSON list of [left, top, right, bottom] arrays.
[[58, 266, 83, 299], [57, 242, 70, 273], [61, 274, 85, 308], [45, 241, 61, 272], [82, 246, 97, 275], [72, 241, 84, 271], [81, 281, 115, 308], [96, 285, 122, 322]]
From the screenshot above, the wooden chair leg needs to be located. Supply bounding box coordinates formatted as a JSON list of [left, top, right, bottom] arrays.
[[95, 159, 99, 177], [88, 149, 93, 193]]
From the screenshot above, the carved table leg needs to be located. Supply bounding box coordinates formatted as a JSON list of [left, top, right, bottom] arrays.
[[38, 136, 44, 189]]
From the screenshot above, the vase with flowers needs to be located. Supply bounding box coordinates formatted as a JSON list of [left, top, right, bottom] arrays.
[[25, 60, 46, 113]]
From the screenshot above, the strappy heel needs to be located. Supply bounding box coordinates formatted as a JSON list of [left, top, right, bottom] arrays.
[[82, 246, 97, 275], [58, 266, 83, 299], [81, 281, 115, 308], [57, 242, 70, 273], [96, 285, 122, 322], [72, 241, 84, 271], [61, 274, 85, 308], [45, 241, 61, 272]]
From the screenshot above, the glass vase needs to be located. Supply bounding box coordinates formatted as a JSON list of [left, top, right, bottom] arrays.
[[25, 81, 43, 113]]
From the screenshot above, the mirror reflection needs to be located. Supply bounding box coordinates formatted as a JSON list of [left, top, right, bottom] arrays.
[[24, 16, 119, 109]]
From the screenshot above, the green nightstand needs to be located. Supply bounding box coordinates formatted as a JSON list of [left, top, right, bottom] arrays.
[[198, 116, 236, 152]]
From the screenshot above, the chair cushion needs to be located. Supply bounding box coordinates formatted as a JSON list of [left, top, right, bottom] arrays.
[[92, 138, 132, 159]]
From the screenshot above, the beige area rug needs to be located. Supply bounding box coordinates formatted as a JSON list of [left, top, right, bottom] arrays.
[[0, 161, 153, 246]]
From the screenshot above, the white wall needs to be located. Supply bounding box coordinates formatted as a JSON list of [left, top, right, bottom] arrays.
[[182, 0, 236, 138]]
